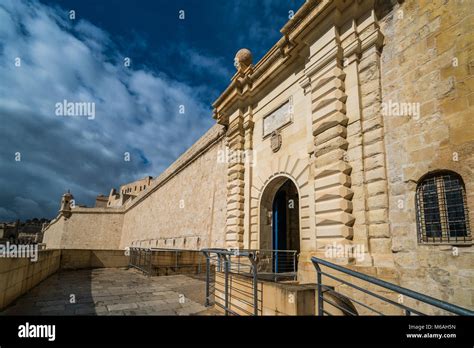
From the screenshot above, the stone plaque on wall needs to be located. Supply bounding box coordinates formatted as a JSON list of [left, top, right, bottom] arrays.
[[263, 98, 292, 137]]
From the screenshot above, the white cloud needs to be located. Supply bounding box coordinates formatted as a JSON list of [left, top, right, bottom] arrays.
[[186, 47, 232, 80]]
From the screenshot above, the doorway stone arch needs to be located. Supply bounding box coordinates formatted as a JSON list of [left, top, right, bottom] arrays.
[[258, 175, 300, 253], [249, 153, 311, 246]]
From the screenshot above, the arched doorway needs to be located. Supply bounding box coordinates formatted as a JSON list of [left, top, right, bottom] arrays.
[[260, 176, 300, 273]]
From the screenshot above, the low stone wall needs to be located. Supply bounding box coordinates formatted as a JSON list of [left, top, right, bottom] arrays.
[[148, 250, 206, 276], [59, 249, 129, 270], [214, 271, 316, 315], [213, 267, 406, 316], [324, 266, 403, 316], [0, 249, 129, 310], [0, 249, 61, 310]]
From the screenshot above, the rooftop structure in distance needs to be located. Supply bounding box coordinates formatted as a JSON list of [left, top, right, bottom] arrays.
[[107, 176, 153, 208], [0, 218, 49, 244], [95, 195, 108, 208], [0, 221, 18, 243]]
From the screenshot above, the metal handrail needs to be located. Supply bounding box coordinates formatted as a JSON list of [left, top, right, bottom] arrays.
[[202, 249, 259, 316], [311, 256, 474, 316], [202, 248, 298, 276], [201, 248, 298, 315], [128, 247, 205, 277]]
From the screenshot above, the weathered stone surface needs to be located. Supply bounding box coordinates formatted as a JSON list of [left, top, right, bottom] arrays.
[[2, 269, 209, 316]]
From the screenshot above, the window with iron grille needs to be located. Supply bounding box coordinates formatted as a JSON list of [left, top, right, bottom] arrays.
[[416, 171, 471, 244]]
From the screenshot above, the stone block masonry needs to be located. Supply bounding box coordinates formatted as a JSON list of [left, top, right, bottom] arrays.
[[0, 250, 60, 310]]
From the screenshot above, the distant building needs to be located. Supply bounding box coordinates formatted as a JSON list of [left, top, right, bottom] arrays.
[[0, 221, 18, 243], [95, 195, 108, 208], [107, 176, 153, 207], [0, 218, 47, 244]]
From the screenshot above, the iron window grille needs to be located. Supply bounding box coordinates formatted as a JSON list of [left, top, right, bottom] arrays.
[[416, 172, 471, 244]]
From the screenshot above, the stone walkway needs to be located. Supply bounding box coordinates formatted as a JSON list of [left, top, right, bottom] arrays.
[[2, 268, 216, 315]]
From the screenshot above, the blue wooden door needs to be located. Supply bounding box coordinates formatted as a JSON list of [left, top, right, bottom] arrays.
[[272, 190, 287, 272]]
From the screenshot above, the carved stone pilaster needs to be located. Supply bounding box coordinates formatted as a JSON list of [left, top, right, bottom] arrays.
[[305, 26, 355, 244], [357, 20, 393, 267], [225, 113, 245, 249], [243, 114, 254, 249]]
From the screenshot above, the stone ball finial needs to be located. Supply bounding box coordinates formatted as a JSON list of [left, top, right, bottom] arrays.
[[235, 48, 253, 70]]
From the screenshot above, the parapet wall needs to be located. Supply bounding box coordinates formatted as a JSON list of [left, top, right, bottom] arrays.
[[43, 208, 124, 250], [59, 249, 129, 269], [0, 249, 61, 310]]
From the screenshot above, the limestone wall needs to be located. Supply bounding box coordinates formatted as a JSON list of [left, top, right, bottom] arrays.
[[43, 209, 124, 250], [214, 271, 316, 315], [380, 0, 474, 308], [0, 249, 61, 310], [59, 249, 129, 269], [42, 216, 65, 248], [119, 126, 228, 249], [43, 125, 228, 251]]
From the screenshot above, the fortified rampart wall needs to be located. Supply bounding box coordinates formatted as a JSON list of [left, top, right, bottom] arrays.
[[118, 125, 228, 249], [43, 125, 228, 251]]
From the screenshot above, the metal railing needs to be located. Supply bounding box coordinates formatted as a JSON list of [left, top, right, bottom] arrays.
[[202, 248, 259, 316], [128, 247, 206, 277], [202, 248, 298, 316], [312, 256, 474, 316], [252, 249, 298, 282], [129, 247, 152, 275]]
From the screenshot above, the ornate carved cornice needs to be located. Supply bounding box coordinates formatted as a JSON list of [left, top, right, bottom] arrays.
[[213, 0, 384, 127], [360, 23, 384, 52], [213, 0, 336, 126]]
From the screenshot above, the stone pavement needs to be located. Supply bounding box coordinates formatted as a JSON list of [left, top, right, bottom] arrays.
[[1, 268, 217, 315]]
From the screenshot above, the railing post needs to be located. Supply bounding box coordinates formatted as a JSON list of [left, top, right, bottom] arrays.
[[224, 255, 229, 316], [250, 253, 258, 316], [198, 252, 202, 274], [293, 251, 298, 280], [175, 250, 178, 272], [147, 249, 152, 277], [217, 254, 221, 272], [314, 261, 323, 316], [139, 248, 142, 269], [203, 251, 210, 307], [237, 254, 240, 274], [293, 251, 296, 273]]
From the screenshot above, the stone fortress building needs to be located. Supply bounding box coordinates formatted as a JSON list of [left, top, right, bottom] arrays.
[[106, 176, 153, 208], [43, 0, 474, 310]]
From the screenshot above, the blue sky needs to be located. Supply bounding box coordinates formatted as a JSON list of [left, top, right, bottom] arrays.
[[0, 0, 305, 220]]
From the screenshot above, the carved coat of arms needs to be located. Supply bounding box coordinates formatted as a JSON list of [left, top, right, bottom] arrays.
[[270, 131, 282, 153]]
